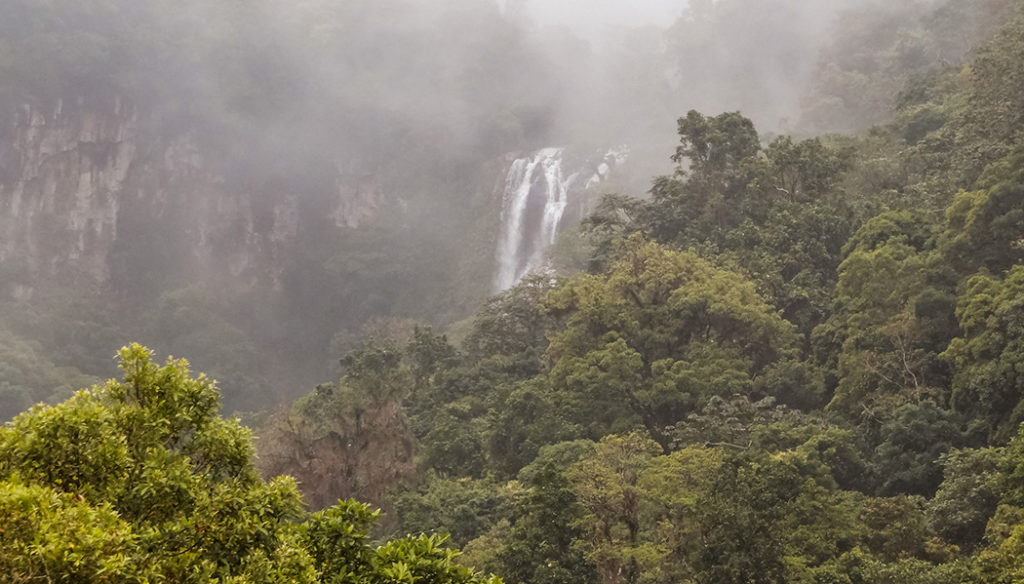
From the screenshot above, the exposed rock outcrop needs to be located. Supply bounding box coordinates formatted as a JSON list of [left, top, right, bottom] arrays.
[[0, 97, 384, 298]]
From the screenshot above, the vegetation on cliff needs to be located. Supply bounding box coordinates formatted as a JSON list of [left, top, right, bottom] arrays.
[[273, 3, 1024, 583]]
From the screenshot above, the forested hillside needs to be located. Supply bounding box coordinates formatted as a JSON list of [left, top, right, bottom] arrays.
[[0, 0, 1006, 422], [269, 2, 1024, 583], [2, 0, 1024, 582]]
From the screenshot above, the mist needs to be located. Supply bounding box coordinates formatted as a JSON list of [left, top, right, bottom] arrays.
[[0, 0, 1002, 415], [3, 2, 1024, 579], [508, 0, 684, 42]]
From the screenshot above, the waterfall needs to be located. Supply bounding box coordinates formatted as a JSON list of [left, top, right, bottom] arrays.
[[494, 146, 627, 291]]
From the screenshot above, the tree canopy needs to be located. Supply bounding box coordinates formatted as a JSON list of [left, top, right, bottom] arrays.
[[0, 344, 499, 584]]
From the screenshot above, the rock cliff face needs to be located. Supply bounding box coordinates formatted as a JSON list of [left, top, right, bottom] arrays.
[[0, 97, 382, 299], [0, 99, 134, 294]]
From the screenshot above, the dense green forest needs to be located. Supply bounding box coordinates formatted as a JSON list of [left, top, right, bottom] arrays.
[[2, 0, 1024, 582], [0, 0, 1009, 419], [268, 1, 1024, 583]]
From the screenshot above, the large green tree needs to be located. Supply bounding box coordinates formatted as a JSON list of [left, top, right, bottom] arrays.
[[944, 267, 1024, 441], [0, 344, 313, 583], [545, 238, 799, 450], [0, 344, 499, 584]]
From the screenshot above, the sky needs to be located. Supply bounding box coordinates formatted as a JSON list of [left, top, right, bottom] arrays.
[[501, 0, 686, 41]]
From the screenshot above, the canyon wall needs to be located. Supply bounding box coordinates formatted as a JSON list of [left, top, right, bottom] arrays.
[[0, 97, 382, 299]]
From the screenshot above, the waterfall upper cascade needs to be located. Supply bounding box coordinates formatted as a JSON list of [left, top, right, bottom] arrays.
[[494, 146, 628, 291]]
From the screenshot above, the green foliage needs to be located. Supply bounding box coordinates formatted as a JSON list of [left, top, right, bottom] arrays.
[[493, 442, 596, 584], [303, 498, 501, 584], [373, 533, 501, 584], [944, 267, 1024, 440], [996, 425, 1024, 508], [391, 476, 511, 549], [589, 110, 857, 343], [0, 344, 314, 583], [940, 167, 1024, 276], [0, 328, 98, 422], [824, 210, 953, 421], [0, 477, 138, 583], [0, 345, 499, 584], [929, 448, 1003, 551], [302, 500, 380, 583], [462, 275, 557, 365], [12, 3, 1010, 580], [143, 287, 273, 411], [952, 5, 1024, 181], [378, 30, 1024, 577], [546, 238, 798, 449], [566, 433, 664, 584], [643, 111, 760, 249], [696, 451, 813, 584], [872, 401, 965, 496], [674, 110, 760, 192], [486, 378, 581, 477], [373, 19, 1024, 576]]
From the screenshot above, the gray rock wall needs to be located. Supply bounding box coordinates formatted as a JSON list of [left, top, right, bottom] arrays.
[[0, 97, 383, 298]]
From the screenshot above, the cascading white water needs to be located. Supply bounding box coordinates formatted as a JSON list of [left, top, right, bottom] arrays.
[[494, 148, 570, 292], [494, 146, 627, 291]]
